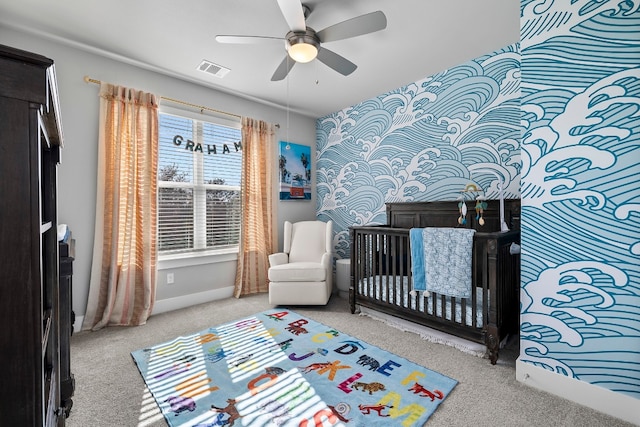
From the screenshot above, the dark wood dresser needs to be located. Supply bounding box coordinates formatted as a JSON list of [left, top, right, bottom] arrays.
[[59, 235, 75, 417], [0, 44, 72, 426]]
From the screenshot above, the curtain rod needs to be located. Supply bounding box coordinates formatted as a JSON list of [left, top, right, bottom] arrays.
[[84, 75, 280, 128]]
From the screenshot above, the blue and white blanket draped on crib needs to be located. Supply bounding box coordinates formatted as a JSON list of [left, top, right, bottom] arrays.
[[424, 227, 475, 298], [410, 228, 426, 294]]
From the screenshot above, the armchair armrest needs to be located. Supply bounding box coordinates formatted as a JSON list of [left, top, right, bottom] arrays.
[[321, 252, 333, 287], [269, 252, 289, 267], [320, 252, 332, 268]]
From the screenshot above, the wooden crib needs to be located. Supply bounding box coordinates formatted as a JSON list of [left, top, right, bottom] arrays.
[[349, 199, 521, 364]]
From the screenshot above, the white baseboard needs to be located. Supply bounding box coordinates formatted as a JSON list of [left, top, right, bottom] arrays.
[[516, 358, 640, 425], [72, 286, 235, 334], [151, 286, 235, 315]]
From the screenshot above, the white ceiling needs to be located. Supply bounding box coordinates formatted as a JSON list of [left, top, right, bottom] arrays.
[[0, 0, 520, 118]]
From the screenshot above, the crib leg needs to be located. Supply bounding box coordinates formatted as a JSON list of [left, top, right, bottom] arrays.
[[349, 287, 356, 314], [486, 325, 499, 365]]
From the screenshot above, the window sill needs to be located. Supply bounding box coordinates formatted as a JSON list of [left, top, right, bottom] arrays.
[[158, 248, 238, 270]]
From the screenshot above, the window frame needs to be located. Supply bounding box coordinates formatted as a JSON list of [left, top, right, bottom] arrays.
[[157, 105, 242, 265]]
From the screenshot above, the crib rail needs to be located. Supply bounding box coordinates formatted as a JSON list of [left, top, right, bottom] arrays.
[[349, 225, 520, 363]]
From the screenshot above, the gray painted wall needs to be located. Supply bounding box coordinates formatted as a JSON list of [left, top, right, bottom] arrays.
[[0, 26, 317, 319]]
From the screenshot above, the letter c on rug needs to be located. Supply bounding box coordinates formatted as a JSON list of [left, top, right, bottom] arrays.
[[299, 408, 338, 427], [247, 372, 278, 396], [312, 331, 339, 343]]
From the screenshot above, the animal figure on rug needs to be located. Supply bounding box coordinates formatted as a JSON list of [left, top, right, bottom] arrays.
[[140, 348, 152, 361], [210, 398, 242, 426], [358, 403, 393, 417], [351, 381, 386, 394], [164, 395, 196, 415], [258, 399, 291, 426], [300, 362, 332, 373], [285, 324, 308, 335], [176, 354, 196, 364], [276, 338, 293, 351], [264, 366, 287, 376], [408, 382, 444, 401], [266, 314, 285, 322], [205, 346, 228, 363], [327, 404, 350, 423], [356, 354, 380, 371], [192, 412, 228, 427], [229, 353, 253, 367], [316, 347, 328, 356]]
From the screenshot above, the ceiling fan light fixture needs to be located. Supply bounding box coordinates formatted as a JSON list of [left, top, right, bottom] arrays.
[[288, 42, 317, 63], [286, 30, 319, 63]]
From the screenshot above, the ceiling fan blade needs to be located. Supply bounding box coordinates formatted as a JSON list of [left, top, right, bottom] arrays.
[[276, 0, 306, 32], [216, 35, 284, 44], [271, 56, 296, 81], [316, 11, 387, 43], [316, 47, 357, 76]]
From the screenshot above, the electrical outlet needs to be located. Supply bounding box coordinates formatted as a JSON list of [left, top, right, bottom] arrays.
[[167, 273, 174, 284]]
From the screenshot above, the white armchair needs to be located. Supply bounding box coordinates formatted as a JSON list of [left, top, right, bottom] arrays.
[[268, 220, 333, 305]]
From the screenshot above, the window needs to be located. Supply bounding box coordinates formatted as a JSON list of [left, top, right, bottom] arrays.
[[157, 109, 242, 256]]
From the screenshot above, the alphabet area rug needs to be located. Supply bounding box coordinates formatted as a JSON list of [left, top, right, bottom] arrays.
[[131, 309, 457, 427]]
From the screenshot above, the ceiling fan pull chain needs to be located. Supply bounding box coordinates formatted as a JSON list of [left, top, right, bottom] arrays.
[[286, 57, 290, 146]]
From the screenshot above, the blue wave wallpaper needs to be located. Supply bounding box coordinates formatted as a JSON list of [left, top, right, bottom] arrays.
[[316, 45, 521, 260], [520, 0, 640, 399]]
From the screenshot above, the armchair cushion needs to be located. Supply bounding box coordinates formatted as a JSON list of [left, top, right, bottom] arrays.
[[288, 221, 332, 263], [268, 262, 326, 282]]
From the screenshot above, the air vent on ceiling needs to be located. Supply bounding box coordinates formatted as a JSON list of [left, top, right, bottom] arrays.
[[197, 60, 230, 78]]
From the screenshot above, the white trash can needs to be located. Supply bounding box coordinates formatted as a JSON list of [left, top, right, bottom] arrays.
[[335, 258, 350, 299]]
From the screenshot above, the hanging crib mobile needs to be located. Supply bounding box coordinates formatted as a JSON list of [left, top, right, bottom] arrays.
[[458, 183, 484, 226], [475, 196, 488, 226], [458, 198, 468, 225]]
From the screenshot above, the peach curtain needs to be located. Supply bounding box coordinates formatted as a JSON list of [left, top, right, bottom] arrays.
[[82, 83, 159, 331], [234, 117, 276, 297]]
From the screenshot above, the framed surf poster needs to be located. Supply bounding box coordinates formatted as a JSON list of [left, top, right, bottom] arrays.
[[278, 141, 311, 200]]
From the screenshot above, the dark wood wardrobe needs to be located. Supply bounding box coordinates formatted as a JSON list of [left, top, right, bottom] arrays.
[[0, 43, 73, 426]]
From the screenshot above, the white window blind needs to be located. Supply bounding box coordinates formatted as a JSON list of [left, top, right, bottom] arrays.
[[158, 111, 242, 255]]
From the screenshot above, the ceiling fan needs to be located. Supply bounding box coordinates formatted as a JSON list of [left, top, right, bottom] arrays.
[[215, 0, 387, 81]]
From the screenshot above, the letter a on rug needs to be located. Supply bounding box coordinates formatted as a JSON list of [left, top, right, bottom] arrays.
[[131, 310, 457, 426]]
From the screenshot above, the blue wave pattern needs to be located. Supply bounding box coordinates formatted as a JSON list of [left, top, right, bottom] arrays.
[[316, 46, 521, 260], [520, 0, 640, 398]]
